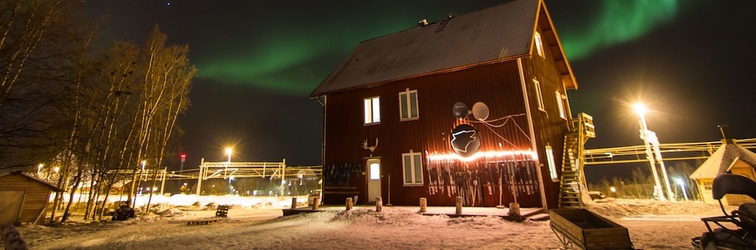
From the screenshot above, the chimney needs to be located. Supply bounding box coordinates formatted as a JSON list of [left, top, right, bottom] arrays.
[[718, 124, 735, 144]]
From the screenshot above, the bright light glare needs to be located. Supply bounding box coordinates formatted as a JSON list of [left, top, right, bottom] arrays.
[[225, 148, 233, 156], [632, 103, 647, 116], [427, 150, 537, 162]]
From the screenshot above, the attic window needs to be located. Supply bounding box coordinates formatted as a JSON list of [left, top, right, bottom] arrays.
[[534, 31, 544, 58]]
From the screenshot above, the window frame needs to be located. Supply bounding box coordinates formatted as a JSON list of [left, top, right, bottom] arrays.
[[545, 144, 558, 182], [399, 89, 419, 121], [556, 91, 566, 119], [363, 96, 381, 125], [534, 79, 545, 111], [534, 31, 544, 58], [402, 151, 423, 186]]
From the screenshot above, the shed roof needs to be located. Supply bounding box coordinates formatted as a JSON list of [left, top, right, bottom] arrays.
[[689, 143, 756, 180], [0, 171, 61, 191], [310, 0, 575, 97]]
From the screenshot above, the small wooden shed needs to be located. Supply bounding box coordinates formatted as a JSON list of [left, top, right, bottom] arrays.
[[690, 140, 756, 205], [0, 171, 60, 225]]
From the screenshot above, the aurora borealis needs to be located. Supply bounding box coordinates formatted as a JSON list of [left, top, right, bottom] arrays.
[[194, 0, 685, 94], [85, 0, 756, 170], [557, 0, 680, 61]]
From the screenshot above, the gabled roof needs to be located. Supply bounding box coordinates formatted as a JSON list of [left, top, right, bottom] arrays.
[[690, 143, 756, 180], [311, 0, 576, 97], [0, 171, 62, 191]]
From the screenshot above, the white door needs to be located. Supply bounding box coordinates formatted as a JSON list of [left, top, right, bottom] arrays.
[[0, 191, 25, 225], [367, 159, 381, 204]]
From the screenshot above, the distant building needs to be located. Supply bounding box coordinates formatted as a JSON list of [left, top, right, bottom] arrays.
[[0, 171, 60, 225], [311, 0, 592, 209], [690, 137, 756, 205]]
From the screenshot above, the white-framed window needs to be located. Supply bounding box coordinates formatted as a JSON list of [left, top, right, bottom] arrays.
[[402, 151, 423, 185], [534, 79, 544, 111], [534, 31, 544, 58], [364, 96, 380, 125], [556, 91, 566, 119], [545, 144, 558, 182], [399, 89, 419, 121], [369, 162, 380, 180]]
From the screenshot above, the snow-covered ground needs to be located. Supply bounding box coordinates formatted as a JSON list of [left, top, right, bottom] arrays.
[[13, 196, 734, 249]]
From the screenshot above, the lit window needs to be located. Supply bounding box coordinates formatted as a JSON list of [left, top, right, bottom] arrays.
[[545, 145, 558, 182], [534, 79, 544, 111], [534, 31, 544, 58], [370, 163, 380, 180], [399, 89, 419, 121], [364, 96, 380, 124], [402, 151, 423, 185], [556, 91, 566, 119]]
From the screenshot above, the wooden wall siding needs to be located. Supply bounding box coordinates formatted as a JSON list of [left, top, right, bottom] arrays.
[[0, 174, 54, 223], [323, 61, 551, 206], [516, 23, 574, 209]]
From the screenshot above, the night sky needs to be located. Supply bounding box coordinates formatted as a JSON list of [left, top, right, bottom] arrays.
[[84, 0, 756, 172]]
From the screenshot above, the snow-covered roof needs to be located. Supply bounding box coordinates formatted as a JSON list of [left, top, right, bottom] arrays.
[[690, 143, 756, 179], [311, 0, 565, 97]]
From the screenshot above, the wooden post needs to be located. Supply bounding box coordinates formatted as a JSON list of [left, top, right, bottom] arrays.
[[291, 197, 297, 209], [312, 197, 320, 210], [419, 198, 427, 213], [455, 196, 463, 215], [375, 197, 382, 212], [386, 174, 392, 206], [346, 197, 353, 211], [508, 202, 521, 217]]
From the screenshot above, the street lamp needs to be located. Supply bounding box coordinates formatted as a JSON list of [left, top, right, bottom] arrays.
[[633, 103, 673, 201], [225, 147, 232, 178], [136, 160, 146, 195], [225, 148, 232, 163], [675, 178, 689, 201]]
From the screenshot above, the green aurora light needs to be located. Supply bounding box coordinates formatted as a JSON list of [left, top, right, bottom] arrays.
[[558, 0, 680, 61], [196, 17, 416, 95], [197, 1, 684, 94]]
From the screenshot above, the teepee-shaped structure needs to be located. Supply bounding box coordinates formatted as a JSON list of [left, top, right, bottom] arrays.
[[690, 126, 756, 205]]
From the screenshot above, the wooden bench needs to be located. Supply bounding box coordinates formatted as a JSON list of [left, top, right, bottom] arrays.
[[215, 205, 229, 218]]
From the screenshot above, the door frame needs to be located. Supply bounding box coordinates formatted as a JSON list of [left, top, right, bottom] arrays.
[[366, 157, 381, 204]]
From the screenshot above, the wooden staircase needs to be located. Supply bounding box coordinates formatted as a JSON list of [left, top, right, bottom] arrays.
[[558, 113, 595, 208]]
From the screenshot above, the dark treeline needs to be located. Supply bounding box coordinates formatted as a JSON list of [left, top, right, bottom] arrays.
[[0, 0, 196, 222]]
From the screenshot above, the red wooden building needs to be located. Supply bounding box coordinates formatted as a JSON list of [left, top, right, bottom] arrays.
[[310, 0, 592, 210]]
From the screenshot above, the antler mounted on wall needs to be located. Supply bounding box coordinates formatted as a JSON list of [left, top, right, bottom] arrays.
[[362, 138, 378, 154]]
